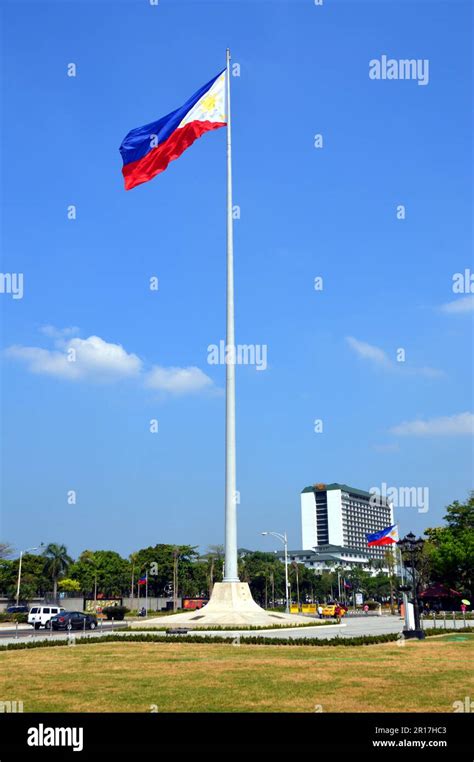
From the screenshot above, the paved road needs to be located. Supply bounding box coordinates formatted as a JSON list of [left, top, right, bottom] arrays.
[[0, 616, 469, 646], [0, 621, 127, 644]]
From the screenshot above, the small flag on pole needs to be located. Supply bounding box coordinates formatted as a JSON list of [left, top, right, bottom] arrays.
[[119, 69, 226, 190], [366, 524, 399, 547], [137, 575, 147, 586]]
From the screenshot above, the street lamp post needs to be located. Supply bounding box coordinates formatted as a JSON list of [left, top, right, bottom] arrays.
[[16, 547, 39, 606], [397, 532, 425, 640], [262, 531, 290, 614]]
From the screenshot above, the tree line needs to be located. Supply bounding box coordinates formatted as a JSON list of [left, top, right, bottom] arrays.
[[1, 493, 472, 605]]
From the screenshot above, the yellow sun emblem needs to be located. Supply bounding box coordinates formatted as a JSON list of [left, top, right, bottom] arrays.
[[200, 94, 217, 112]]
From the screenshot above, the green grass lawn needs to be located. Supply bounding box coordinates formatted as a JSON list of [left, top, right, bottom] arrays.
[[1, 634, 472, 713]]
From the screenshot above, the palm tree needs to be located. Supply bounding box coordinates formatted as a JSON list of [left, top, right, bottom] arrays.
[[43, 543, 72, 601], [172, 546, 180, 612], [0, 542, 14, 559], [81, 550, 99, 602], [291, 561, 300, 610], [269, 570, 275, 608], [205, 544, 224, 596]]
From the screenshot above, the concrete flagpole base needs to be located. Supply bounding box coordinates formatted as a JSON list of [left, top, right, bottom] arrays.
[[132, 581, 311, 628]]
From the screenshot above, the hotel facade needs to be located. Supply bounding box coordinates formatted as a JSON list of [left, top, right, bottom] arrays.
[[301, 482, 394, 563]]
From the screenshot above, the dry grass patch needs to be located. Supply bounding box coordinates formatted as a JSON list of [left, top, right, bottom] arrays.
[[1, 636, 472, 713]]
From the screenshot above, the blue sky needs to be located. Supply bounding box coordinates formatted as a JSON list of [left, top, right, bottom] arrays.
[[1, 0, 472, 559]]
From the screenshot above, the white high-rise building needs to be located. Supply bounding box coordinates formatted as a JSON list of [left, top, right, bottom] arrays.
[[301, 482, 394, 562]]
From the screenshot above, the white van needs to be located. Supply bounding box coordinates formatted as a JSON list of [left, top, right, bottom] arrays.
[[28, 605, 64, 629]]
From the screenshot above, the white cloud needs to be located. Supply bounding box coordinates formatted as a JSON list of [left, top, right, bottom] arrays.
[[390, 412, 474, 437], [440, 295, 474, 314], [69, 336, 142, 378], [345, 336, 443, 378], [6, 328, 215, 396], [39, 325, 79, 342], [144, 365, 214, 395], [6, 335, 142, 381], [6, 345, 81, 379], [346, 336, 390, 368]]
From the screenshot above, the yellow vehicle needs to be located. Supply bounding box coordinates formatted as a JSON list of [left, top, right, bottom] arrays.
[[322, 604, 346, 618]]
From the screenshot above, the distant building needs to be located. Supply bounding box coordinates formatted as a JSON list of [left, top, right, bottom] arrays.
[[277, 544, 372, 573], [301, 482, 394, 562]]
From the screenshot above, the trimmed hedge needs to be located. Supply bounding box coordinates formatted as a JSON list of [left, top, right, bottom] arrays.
[[1, 626, 471, 652]]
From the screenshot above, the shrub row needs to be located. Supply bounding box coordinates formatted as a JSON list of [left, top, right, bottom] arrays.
[[1, 626, 471, 652], [0, 632, 396, 650], [424, 625, 473, 636]]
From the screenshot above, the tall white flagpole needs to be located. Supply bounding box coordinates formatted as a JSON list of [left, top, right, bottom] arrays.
[[223, 48, 239, 583]]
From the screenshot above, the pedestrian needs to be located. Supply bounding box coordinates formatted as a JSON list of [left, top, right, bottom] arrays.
[[461, 603, 467, 614], [317, 604, 323, 619], [363, 604, 369, 615]]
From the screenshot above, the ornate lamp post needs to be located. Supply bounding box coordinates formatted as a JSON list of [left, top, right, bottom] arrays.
[[398, 532, 425, 640]]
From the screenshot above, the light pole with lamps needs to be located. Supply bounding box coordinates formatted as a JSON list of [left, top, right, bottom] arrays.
[[261, 531, 290, 614], [16, 546, 42, 606], [397, 532, 425, 640]]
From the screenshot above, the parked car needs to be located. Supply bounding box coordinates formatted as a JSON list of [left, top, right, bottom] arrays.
[[6, 605, 29, 614], [50, 611, 98, 631], [28, 605, 64, 629], [322, 604, 346, 618]]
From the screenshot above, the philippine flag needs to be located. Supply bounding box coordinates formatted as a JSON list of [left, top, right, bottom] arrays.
[[366, 524, 399, 547], [119, 70, 226, 190]]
